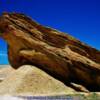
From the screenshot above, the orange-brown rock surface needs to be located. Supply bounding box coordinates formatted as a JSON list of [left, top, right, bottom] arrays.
[[0, 12, 100, 92]]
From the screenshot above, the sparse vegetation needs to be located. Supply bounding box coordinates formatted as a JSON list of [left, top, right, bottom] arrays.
[[64, 93, 100, 100]]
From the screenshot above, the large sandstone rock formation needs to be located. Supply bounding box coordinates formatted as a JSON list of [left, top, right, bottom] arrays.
[[0, 12, 100, 92], [0, 65, 75, 95]]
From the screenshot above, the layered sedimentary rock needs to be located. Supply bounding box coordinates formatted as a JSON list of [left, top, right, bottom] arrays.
[[0, 12, 100, 92]]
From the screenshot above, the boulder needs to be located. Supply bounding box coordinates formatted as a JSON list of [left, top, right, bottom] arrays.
[[0, 12, 100, 91]]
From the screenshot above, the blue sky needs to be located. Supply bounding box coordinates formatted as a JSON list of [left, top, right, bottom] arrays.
[[0, 0, 100, 64]]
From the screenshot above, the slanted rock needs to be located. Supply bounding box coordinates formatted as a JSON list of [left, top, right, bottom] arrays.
[[0, 12, 100, 91]]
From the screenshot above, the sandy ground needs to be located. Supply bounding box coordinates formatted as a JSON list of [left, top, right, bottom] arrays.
[[0, 65, 15, 82], [0, 65, 75, 95], [0, 65, 100, 99], [0, 65, 11, 68]]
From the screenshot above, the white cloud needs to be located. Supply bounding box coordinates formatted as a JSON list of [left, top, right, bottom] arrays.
[[0, 53, 7, 56], [0, 51, 7, 56]]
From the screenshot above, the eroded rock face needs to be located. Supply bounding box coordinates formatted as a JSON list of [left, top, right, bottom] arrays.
[[0, 12, 100, 91]]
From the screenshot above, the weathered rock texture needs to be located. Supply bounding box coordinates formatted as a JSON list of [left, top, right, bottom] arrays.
[[0, 12, 100, 92]]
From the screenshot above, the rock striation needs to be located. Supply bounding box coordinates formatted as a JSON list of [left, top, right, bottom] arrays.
[[0, 12, 100, 92]]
